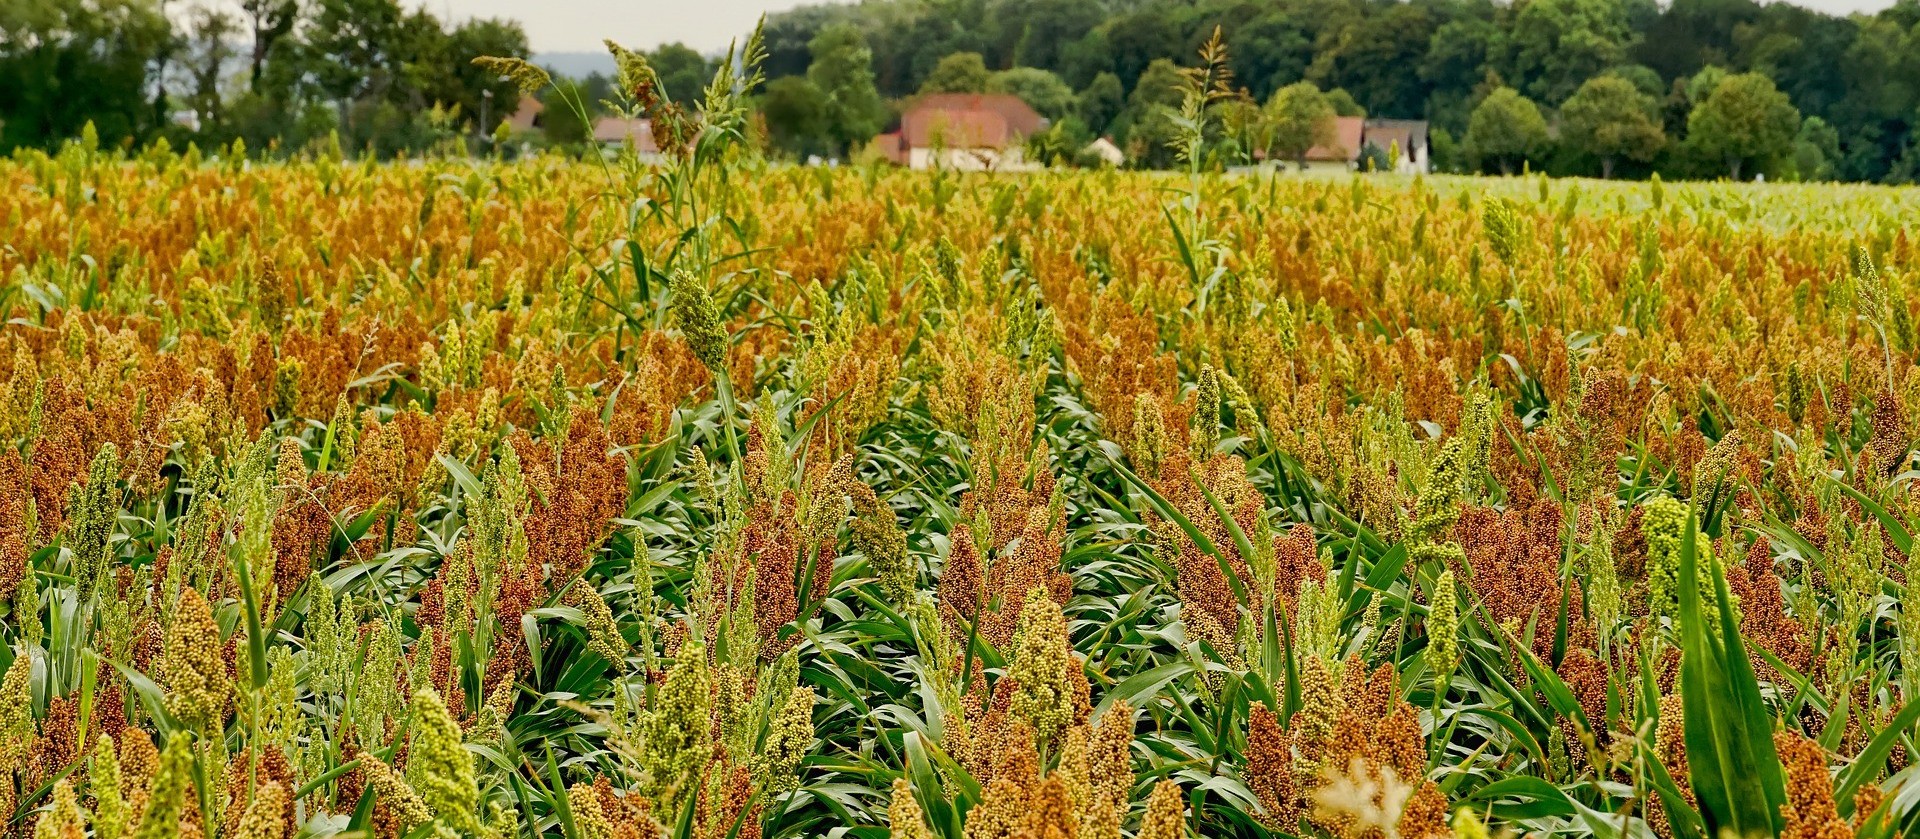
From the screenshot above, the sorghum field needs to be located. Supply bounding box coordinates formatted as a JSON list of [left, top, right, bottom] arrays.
[[6, 52, 1920, 839]]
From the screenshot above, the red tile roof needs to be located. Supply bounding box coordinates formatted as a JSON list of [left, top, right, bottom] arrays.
[[872, 131, 906, 164], [591, 117, 658, 151], [900, 93, 1045, 150], [1306, 116, 1365, 162], [507, 96, 544, 132]]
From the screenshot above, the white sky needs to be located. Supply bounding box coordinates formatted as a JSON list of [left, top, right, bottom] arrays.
[[424, 0, 1900, 54], [421, 0, 817, 53]]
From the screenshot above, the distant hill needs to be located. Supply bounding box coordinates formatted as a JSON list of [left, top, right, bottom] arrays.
[[536, 52, 618, 80]]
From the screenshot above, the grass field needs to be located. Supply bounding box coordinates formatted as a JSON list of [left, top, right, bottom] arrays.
[[3, 123, 1920, 839]]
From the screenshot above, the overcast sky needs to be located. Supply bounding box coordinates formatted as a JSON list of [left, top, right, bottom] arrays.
[[424, 0, 1900, 54]]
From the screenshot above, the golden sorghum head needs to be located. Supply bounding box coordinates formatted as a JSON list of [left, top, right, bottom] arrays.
[[1691, 430, 1742, 502], [887, 778, 933, 839], [1245, 704, 1298, 830], [0, 654, 31, 770], [1138, 780, 1186, 839], [937, 524, 986, 635], [357, 752, 432, 831], [118, 734, 159, 828], [1653, 691, 1688, 788], [668, 274, 729, 372], [1054, 724, 1094, 822], [34, 780, 86, 839], [1776, 730, 1849, 839], [1868, 388, 1909, 476], [1086, 699, 1133, 801], [1398, 780, 1450, 839], [968, 779, 1026, 839], [228, 781, 289, 839], [1291, 655, 1342, 771], [471, 56, 553, 94], [1854, 785, 1887, 835], [1007, 587, 1076, 746], [160, 587, 233, 735], [1019, 775, 1079, 838]]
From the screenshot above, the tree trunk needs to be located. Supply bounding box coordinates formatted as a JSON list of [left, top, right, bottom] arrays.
[[1498, 158, 1512, 176], [252, 30, 268, 92], [1729, 157, 1743, 181], [1601, 156, 1614, 179]]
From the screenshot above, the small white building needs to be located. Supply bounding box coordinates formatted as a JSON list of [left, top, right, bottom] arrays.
[[1270, 116, 1432, 175], [1362, 119, 1431, 175], [1084, 137, 1126, 167]]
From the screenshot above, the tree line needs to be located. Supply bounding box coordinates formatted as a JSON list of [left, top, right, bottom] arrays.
[[0, 0, 530, 157], [740, 0, 1918, 180], [4, 0, 1917, 181]]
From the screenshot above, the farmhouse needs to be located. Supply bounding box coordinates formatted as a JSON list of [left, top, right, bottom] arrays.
[[592, 116, 664, 160], [506, 95, 544, 132], [872, 93, 1047, 170], [1363, 118, 1431, 174], [1293, 115, 1368, 173], [1284, 116, 1431, 174]]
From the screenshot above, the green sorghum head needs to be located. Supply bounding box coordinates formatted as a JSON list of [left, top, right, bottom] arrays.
[[131, 733, 195, 839], [1191, 364, 1222, 461], [1482, 197, 1523, 264], [1642, 495, 1687, 626], [1007, 587, 1075, 746], [757, 686, 816, 795], [845, 474, 914, 604], [1411, 436, 1468, 544], [34, 780, 86, 839], [91, 736, 129, 839], [406, 688, 483, 835], [65, 442, 121, 601], [669, 273, 729, 372], [639, 639, 714, 819], [1129, 392, 1171, 477], [1425, 568, 1462, 680], [228, 781, 289, 839]]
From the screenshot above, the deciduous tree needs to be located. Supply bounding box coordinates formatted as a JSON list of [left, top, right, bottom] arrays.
[[1559, 74, 1664, 177], [808, 24, 888, 156], [919, 52, 991, 94], [1685, 70, 1798, 179], [1265, 81, 1337, 169], [1465, 86, 1549, 174]]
